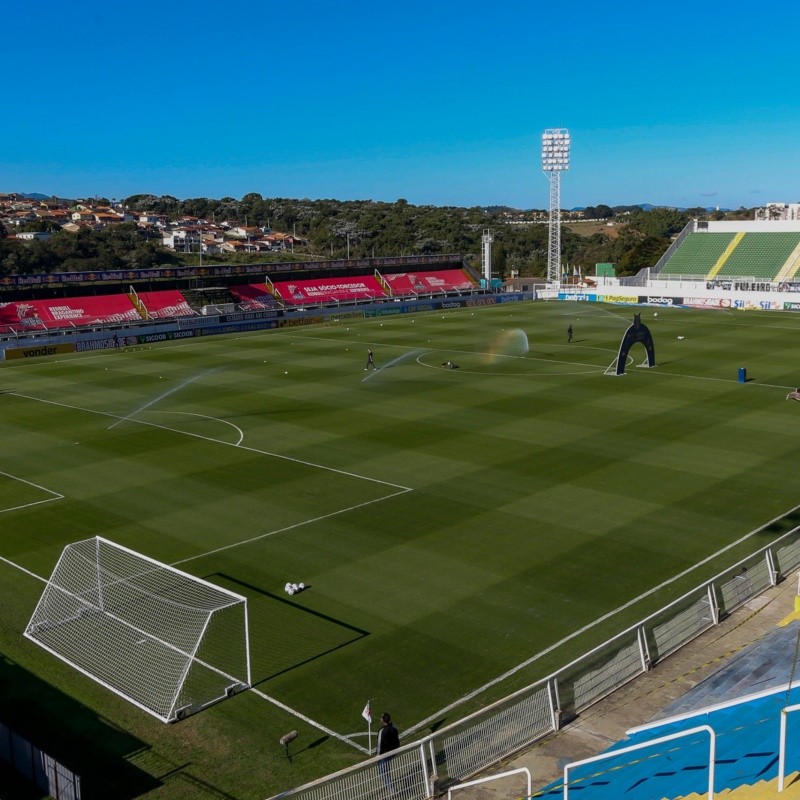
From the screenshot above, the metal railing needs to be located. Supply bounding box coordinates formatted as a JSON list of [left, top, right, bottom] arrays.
[[0, 721, 81, 799], [268, 524, 800, 800]]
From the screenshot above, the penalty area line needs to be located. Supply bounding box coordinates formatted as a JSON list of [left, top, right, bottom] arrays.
[[0, 470, 64, 516], [249, 686, 370, 755], [171, 487, 413, 567], [10, 392, 411, 492]]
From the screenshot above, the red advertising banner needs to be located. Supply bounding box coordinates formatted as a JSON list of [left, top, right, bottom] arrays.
[[229, 284, 280, 309], [384, 269, 475, 296], [0, 295, 140, 330], [137, 290, 195, 318], [273, 276, 387, 305]]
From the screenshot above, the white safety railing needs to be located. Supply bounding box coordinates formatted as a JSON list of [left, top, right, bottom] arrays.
[[563, 725, 715, 800], [447, 767, 531, 799], [268, 522, 800, 800]]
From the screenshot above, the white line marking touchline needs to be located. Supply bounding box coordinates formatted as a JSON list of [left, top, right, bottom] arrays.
[[403, 503, 800, 737]]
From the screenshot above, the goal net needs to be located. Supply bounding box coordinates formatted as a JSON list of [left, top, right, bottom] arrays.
[[24, 536, 251, 723]]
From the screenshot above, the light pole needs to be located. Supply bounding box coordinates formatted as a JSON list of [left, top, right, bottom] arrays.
[[481, 229, 494, 287], [541, 129, 571, 285]]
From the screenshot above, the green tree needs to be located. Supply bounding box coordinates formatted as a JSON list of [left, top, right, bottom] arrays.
[[583, 204, 614, 219], [627, 208, 689, 238]]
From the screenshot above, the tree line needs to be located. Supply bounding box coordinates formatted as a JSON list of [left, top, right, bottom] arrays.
[[1, 193, 758, 279]]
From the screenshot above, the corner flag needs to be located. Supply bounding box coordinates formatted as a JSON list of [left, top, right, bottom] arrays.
[[362, 700, 373, 755]]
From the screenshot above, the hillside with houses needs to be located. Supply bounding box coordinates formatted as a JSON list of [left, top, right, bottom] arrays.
[[0, 191, 768, 279], [0, 193, 306, 256]]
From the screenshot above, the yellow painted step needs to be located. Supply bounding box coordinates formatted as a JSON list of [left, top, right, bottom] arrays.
[[706, 231, 746, 279], [775, 240, 800, 282], [669, 770, 800, 799]]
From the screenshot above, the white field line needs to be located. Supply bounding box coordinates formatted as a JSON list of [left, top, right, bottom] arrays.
[[151, 411, 245, 447], [171, 487, 411, 567], [403, 501, 800, 738], [8, 390, 412, 582], [249, 686, 369, 755], [0, 550, 363, 749], [0, 470, 64, 515], [0, 555, 47, 582], [8, 335, 795, 740], [9, 392, 411, 491]]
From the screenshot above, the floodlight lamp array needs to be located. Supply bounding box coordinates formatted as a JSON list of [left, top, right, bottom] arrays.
[[541, 129, 570, 171]]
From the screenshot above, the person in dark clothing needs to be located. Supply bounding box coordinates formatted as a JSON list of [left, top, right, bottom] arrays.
[[365, 349, 376, 371], [567, 324, 573, 343], [376, 712, 399, 792]]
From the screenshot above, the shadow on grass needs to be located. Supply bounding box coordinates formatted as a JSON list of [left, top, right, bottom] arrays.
[[212, 573, 370, 685], [0, 654, 160, 800], [292, 735, 329, 758], [760, 507, 800, 536]]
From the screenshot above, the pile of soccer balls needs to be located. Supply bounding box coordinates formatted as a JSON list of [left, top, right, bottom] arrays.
[[285, 582, 305, 596]]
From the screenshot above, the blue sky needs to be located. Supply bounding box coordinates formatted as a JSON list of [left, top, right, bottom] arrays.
[[4, 0, 800, 209]]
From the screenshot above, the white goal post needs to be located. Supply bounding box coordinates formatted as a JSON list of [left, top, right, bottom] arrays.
[[24, 536, 251, 723]]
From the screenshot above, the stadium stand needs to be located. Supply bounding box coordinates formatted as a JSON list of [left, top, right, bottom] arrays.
[[384, 268, 477, 296], [272, 275, 387, 305], [486, 575, 800, 800], [658, 232, 736, 277], [136, 290, 195, 318], [229, 283, 281, 310], [658, 227, 800, 283], [0, 294, 140, 332], [715, 231, 800, 280]]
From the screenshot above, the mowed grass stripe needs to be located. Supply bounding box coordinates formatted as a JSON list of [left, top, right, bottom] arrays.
[[3, 302, 800, 799], [1, 395, 399, 576]]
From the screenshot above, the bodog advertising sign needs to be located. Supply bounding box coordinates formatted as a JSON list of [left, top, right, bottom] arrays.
[[5, 342, 75, 360]]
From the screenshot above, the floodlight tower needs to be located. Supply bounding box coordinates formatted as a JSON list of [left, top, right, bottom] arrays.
[[541, 128, 571, 284], [481, 228, 494, 286]]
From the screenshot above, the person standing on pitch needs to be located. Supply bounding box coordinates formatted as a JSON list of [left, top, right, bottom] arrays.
[[376, 712, 400, 792], [567, 324, 573, 343], [365, 349, 376, 371]]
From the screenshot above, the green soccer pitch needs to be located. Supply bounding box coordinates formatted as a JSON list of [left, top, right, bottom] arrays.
[[2, 300, 800, 799]]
